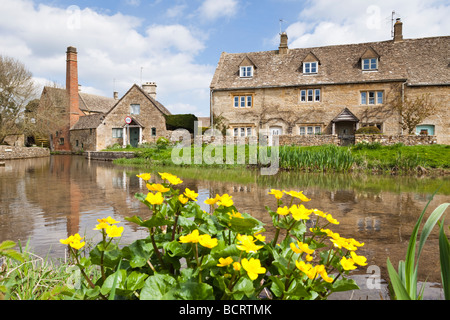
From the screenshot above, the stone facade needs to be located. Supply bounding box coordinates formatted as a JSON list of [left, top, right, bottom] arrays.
[[210, 20, 449, 145]]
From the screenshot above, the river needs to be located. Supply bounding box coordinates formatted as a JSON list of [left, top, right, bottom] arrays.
[[1, 155, 449, 299]]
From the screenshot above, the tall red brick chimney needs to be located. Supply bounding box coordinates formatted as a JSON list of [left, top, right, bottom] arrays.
[[66, 46, 81, 129]]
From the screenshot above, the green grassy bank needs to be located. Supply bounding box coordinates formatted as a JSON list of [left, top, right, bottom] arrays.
[[108, 143, 450, 175]]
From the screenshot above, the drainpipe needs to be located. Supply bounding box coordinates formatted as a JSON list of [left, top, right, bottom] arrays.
[[210, 88, 214, 129], [400, 81, 407, 135]]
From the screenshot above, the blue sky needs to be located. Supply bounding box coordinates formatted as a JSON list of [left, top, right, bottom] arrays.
[[0, 0, 449, 117]]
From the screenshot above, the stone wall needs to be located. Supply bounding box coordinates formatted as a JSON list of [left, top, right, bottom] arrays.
[[355, 134, 437, 146], [84, 151, 135, 161], [0, 146, 50, 160]]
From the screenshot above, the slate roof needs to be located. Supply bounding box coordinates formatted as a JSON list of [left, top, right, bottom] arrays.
[[210, 36, 450, 90]]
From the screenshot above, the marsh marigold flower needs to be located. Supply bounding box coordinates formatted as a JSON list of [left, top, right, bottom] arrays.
[[146, 183, 170, 193], [217, 257, 233, 267], [204, 194, 221, 205], [136, 173, 151, 181], [217, 194, 233, 207], [268, 189, 283, 200], [228, 210, 243, 219], [241, 258, 266, 280], [284, 190, 311, 202], [340, 256, 357, 270], [290, 241, 314, 255], [179, 229, 201, 244], [277, 206, 290, 216], [60, 233, 85, 250], [233, 262, 241, 271], [145, 192, 165, 205], [290, 204, 313, 221], [106, 225, 124, 238], [159, 172, 183, 185], [236, 234, 264, 253], [199, 234, 218, 249], [178, 194, 189, 204], [184, 188, 198, 201], [350, 251, 367, 266]]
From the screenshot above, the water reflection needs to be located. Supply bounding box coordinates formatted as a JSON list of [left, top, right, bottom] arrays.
[[0, 155, 449, 298]]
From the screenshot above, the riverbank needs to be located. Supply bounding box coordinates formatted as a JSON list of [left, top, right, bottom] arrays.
[[0, 145, 50, 160], [108, 143, 450, 176]]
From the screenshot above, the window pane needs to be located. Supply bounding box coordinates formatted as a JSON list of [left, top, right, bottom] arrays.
[[234, 96, 239, 107], [304, 63, 310, 73], [371, 58, 377, 69], [301, 90, 306, 102], [307, 126, 313, 135], [368, 91, 375, 104], [151, 128, 156, 136], [363, 59, 370, 70], [315, 89, 320, 101], [315, 126, 321, 134], [234, 128, 238, 136], [247, 127, 252, 136], [240, 128, 245, 136], [299, 127, 305, 135], [377, 91, 383, 104], [307, 89, 313, 101], [131, 104, 140, 115], [361, 92, 367, 104], [311, 62, 317, 73], [240, 96, 245, 107], [247, 95, 252, 107]]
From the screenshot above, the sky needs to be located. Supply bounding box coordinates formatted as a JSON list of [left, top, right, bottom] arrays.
[[0, 0, 449, 117]]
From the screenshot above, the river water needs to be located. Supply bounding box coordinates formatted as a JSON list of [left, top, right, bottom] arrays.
[[1, 155, 449, 299]]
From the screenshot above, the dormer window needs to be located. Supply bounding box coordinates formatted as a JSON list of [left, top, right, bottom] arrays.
[[240, 66, 253, 78], [362, 58, 378, 71], [303, 62, 318, 74]]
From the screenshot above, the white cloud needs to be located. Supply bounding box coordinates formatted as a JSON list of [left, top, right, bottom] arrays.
[[0, 0, 214, 115], [283, 0, 450, 48], [197, 0, 238, 21]]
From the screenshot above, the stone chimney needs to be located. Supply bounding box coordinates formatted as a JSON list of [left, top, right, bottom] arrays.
[[278, 32, 288, 54], [142, 82, 157, 100], [113, 91, 119, 100], [393, 18, 403, 42], [66, 46, 81, 128]]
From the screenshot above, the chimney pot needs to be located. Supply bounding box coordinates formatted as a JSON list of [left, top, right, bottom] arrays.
[[279, 32, 288, 54], [393, 18, 403, 42], [142, 82, 157, 100], [114, 91, 119, 99]]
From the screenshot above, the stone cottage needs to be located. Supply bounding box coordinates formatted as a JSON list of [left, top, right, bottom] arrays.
[[209, 19, 449, 145], [37, 46, 171, 152]]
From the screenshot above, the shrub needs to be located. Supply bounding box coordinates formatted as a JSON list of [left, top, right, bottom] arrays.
[[59, 172, 367, 300], [355, 126, 381, 135], [165, 114, 198, 133]]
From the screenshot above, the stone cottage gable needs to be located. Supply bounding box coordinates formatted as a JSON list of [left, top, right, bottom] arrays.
[[210, 36, 450, 90]]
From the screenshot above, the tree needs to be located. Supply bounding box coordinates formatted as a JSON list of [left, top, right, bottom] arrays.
[[0, 54, 37, 144], [393, 93, 439, 135]]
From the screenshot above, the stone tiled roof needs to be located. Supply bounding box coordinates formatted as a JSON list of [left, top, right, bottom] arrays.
[[42, 87, 116, 114], [70, 113, 104, 130], [210, 36, 450, 90]]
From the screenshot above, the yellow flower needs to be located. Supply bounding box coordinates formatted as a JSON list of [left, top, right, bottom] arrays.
[[241, 258, 266, 280], [146, 183, 170, 193], [236, 234, 264, 253], [199, 234, 218, 249], [325, 214, 339, 225], [179, 229, 201, 244], [315, 265, 334, 283], [184, 188, 198, 201], [290, 241, 314, 255], [106, 225, 124, 238], [233, 262, 241, 271], [290, 204, 313, 221], [228, 210, 243, 219], [295, 260, 316, 280], [340, 256, 357, 270], [204, 194, 221, 205], [178, 194, 189, 204], [93, 222, 109, 230], [60, 234, 85, 250], [276, 206, 290, 216], [136, 173, 151, 181], [350, 251, 368, 266], [105, 216, 120, 224], [145, 192, 165, 205], [217, 257, 233, 267], [159, 172, 183, 185], [284, 190, 311, 202], [217, 194, 233, 207], [313, 209, 327, 218], [268, 189, 283, 200], [331, 237, 357, 251], [254, 231, 266, 242]]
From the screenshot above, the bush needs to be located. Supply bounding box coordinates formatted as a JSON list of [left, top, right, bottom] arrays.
[[355, 126, 381, 135], [58, 172, 367, 300], [165, 114, 198, 133]]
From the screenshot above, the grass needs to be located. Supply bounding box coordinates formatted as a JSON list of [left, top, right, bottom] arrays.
[[106, 143, 450, 175]]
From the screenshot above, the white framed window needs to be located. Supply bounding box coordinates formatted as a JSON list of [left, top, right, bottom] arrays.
[[362, 58, 378, 70], [303, 62, 318, 74], [299, 125, 321, 135], [240, 66, 253, 78], [130, 104, 140, 115], [360, 91, 383, 105], [300, 89, 321, 102], [112, 128, 123, 138], [233, 127, 253, 137], [233, 95, 253, 108]]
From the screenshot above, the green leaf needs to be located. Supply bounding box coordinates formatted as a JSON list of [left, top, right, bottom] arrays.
[[387, 258, 411, 300], [101, 269, 126, 296], [122, 239, 154, 268], [163, 240, 185, 257], [176, 281, 214, 300], [126, 271, 149, 291], [233, 276, 254, 298], [439, 220, 450, 300], [140, 274, 177, 300], [89, 245, 122, 268], [330, 278, 360, 292]]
